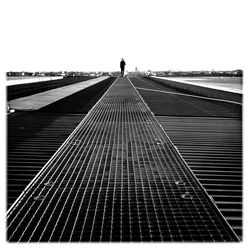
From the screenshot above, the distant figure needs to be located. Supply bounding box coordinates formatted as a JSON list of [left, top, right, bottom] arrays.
[[120, 58, 126, 77]]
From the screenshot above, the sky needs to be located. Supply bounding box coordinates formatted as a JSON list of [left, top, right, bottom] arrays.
[[1, 0, 249, 72]]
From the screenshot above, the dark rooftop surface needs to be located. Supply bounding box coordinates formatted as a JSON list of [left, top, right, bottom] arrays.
[[130, 77, 242, 239], [130, 77, 241, 118], [156, 116, 242, 239], [7, 77, 115, 209], [7, 77, 239, 242]]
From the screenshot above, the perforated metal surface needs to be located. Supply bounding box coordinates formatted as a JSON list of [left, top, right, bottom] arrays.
[[7, 77, 239, 242]]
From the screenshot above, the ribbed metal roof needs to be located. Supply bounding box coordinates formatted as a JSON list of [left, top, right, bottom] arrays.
[[129, 76, 242, 239], [7, 76, 94, 101], [7, 77, 239, 242], [130, 77, 241, 118], [7, 112, 85, 209], [156, 116, 242, 239], [7, 77, 115, 209]]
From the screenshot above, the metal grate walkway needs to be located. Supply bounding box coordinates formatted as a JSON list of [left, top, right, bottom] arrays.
[[7, 77, 239, 242]]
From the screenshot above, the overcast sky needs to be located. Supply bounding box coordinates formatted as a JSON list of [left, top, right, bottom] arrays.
[[2, 0, 248, 72]]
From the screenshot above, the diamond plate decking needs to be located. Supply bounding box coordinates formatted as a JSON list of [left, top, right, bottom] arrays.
[[7, 77, 239, 242]]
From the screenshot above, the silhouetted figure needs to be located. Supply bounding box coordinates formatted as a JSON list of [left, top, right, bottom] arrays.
[[120, 58, 126, 77]]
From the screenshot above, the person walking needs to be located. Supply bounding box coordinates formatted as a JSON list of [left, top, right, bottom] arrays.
[[120, 58, 126, 77]]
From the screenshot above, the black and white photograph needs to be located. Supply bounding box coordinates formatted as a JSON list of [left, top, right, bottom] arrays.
[[1, 0, 249, 248]]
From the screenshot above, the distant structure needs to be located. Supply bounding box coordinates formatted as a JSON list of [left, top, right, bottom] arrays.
[[6, 69, 243, 78]]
